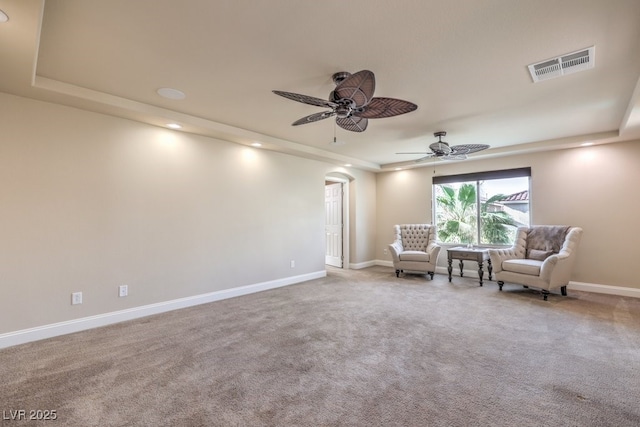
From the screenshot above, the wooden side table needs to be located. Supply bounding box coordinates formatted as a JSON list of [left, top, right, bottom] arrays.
[[447, 247, 492, 286]]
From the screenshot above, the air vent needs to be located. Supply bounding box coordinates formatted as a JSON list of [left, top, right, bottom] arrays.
[[528, 46, 595, 83]]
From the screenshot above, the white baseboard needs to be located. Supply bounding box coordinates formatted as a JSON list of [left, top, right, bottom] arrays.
[[0, 270, 326, 350], [350, 260, 378, 269], [568, 281, 640, 298], [375, 259, 394, 268]]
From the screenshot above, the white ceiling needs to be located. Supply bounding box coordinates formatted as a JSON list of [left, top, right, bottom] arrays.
[[2, 0, 640, 171]]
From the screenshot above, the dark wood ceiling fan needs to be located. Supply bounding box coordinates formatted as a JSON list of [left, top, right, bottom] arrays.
[[273, 70, 418, 132], [397, 131, 490, 162]]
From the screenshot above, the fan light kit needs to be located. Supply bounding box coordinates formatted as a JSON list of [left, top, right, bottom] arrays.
[[397, 131, 489, 162], [273, 70, 417, 133]]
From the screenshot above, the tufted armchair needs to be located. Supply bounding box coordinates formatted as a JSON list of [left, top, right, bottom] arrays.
[[488, 225, 583, 300], [389, 224, 441, 279]]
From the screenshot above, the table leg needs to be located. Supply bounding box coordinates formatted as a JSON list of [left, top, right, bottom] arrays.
[[447, 258, 453, 282], [478, 261, 484, 286], [487, 258, 493, 281], [459, 260, 464, 277]]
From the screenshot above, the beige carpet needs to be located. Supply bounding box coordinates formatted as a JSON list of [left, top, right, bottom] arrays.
[[1, 266, 639, 426]]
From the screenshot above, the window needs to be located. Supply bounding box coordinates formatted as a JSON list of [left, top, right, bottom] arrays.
[[433, 168, 531, 246]]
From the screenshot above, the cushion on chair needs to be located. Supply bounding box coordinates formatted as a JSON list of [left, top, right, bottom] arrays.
[[502, 259, 543, 276], [399, 251, 430, 262], [526, 249, 553, 261]]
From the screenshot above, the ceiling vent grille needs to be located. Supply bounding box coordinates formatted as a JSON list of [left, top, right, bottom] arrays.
[[528, 46, 595, 83]]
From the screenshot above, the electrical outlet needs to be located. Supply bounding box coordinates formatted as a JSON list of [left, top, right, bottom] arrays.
[[290, 260, 295, 268], [71, 292, 83, 305], [118, 285, 128, 297]]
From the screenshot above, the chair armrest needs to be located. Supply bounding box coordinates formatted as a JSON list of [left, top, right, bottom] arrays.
[[426, 242, 441, 263], [389, 242, 402, 262], [539, 254, 559, 281], [540, 251, 573, 284], [488, 247, 518, 273], [490, 227, 527, 272]]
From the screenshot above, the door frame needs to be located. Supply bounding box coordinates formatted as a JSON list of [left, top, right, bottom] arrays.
[[325, 176, 350, 269]]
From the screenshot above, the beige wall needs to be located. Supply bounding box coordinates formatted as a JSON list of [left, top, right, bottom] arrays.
[[349, 171, 377, 265], [376, 141, 640, 289], [0, 93, 376, 334]]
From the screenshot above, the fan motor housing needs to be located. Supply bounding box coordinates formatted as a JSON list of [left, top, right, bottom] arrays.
[[332, 71, 351, 85], [330, 92, 356, 118]]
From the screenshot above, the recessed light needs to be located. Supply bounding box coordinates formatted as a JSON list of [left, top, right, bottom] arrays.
[[344, 164, 352, 167], [251, 142, 262, 147], [157, 87, 186, 100], [395, 168, 402, 171], [166, 123, 182, 129], [581, 142, 594, 147], [0, 10, 8, 23]]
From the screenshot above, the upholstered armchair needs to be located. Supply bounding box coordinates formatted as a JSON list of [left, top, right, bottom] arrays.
[[488, 225, 583, 300], [389, 224, 441, 279]]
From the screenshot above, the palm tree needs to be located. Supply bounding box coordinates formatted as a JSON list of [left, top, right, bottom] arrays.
[[435, 183, 477, 243], [480, 193, 518, 244], [435, 184, 518, 245]]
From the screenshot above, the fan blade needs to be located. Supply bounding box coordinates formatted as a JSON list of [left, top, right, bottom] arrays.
[[355, 97, 418, 119], [395, 152, 431, 154], [450, 146, 470, 155], [450, 144, 490, 155], [337, 116, 368, 132], [273, 90, 337, 109], [415, 154, 436, 163], [292, 111, 336, 126], [442, 154, 468, 160], [334, 70, 375, 108]]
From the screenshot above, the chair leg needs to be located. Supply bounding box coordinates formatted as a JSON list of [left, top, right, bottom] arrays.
[[542, 290, 550, 301], [498, 281, 504, 291], [395, 269, 400, 278], [523, 285, 529, 288], [428, 272, 434, 280], [561, 286, 567, 296]]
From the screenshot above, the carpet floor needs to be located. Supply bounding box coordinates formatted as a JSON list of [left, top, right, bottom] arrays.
[[1, 267, 639, 426]]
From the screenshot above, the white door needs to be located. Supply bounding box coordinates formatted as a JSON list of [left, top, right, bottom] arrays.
[[325, 182, 343, 267]]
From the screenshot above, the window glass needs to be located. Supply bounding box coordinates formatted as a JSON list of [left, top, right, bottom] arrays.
[[434, 182, 478, 244], [478, 177, 529, 244]]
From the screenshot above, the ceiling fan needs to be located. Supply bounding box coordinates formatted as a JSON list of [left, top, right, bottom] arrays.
[[273, 70, 418, 132], [397, 131, 490, 162]]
